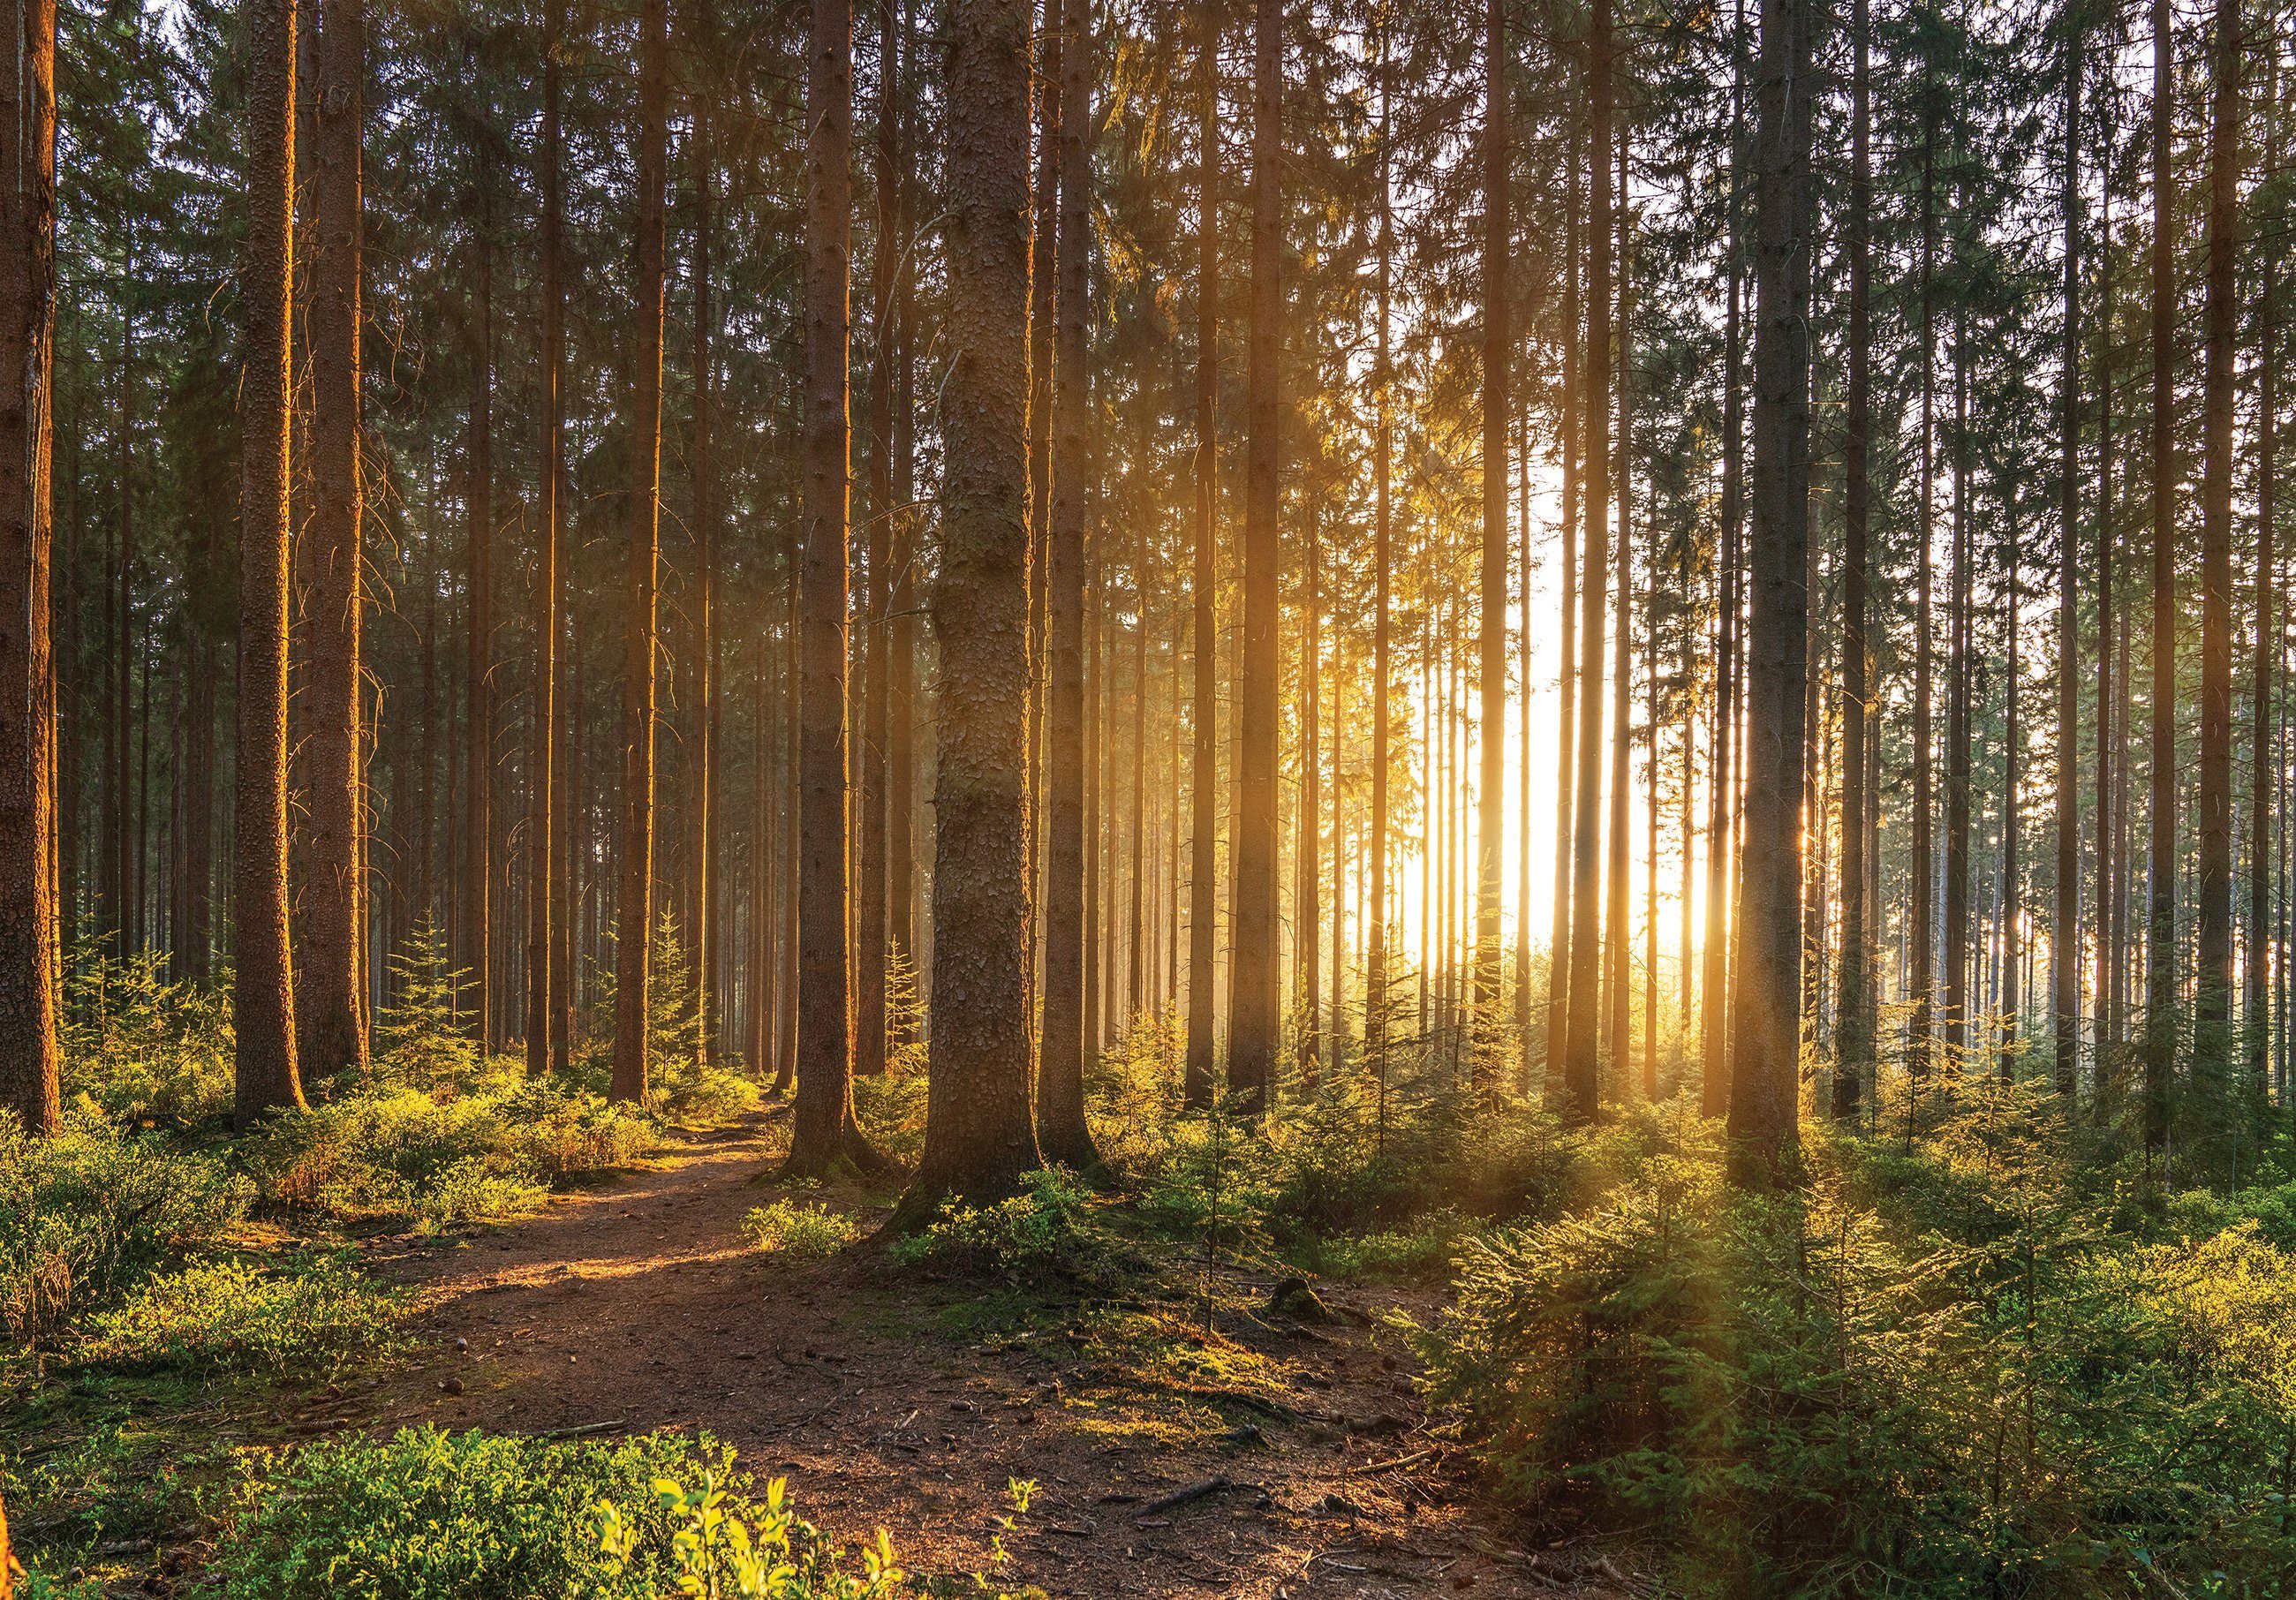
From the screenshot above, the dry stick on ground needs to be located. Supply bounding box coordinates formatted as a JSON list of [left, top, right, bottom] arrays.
[[1136, 1475, 1262, 1517]]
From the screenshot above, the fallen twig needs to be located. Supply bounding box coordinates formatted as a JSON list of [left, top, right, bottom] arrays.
[[1136, 1475, 1256, 1518], [537, 1420, 627, 1440]]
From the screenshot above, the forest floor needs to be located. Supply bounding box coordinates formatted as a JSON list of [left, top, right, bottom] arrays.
[[336, 1108, 1645, 1599]]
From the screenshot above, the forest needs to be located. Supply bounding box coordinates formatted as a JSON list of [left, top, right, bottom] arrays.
[[5, 0, 2296, 1588]]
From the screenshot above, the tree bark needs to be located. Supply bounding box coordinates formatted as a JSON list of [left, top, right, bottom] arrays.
[[854, 0, 896, 1079], [235, 0, 306, 1124], [1727, 0, 1815, 1188], [787, 0, 880, 1171], [1834, 0, 1870, 1117], [610, 0, 668, 1106], [1561, 0, 1613, 1125], [464, 168, 495, 1053], [1038, 0, 1102, 1170], [0, 0, 61, 1136], [2194, 0, 2239, 1094], [1473, 0, 1508, 1060], [301, 0, 366, 1082], [1227, 0, 1282, 1115], [2143, 0, 2177, 1165], [1184, 0, 1219, 1106], [528, 0, 565, 1078], [2053, 8, 2082, 1098], [906, 0, 1044, 1206]]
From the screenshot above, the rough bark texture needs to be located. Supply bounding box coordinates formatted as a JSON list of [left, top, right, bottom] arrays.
[[1474, 0, 1508, 1053], [0, 0, 61, 1136], [1561, 0, 1612, 1125], [1227, 0, 1282, 1115], [1037, 0, 1101, 1169], [1727, 0, 1813, 1188], [300, 0, 367, 1083], [610, 0, 667, 1107], [527, 0, 564, 1079], [2143, 0, 2176, 1163], [235, 0, 306, 1125], [2053, 11, 2081, 1098], [2194, 0, 2239, 1090], [1184, 0, 1219, 1107], [1834, 0, 1870, 1118], [907, 0, 1043, 1207], [464, 177, 495, 1053], [854, 0, 895, 1081]]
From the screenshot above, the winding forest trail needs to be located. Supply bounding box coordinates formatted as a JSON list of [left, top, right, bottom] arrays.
[[344, 1111, 1635, 1599]]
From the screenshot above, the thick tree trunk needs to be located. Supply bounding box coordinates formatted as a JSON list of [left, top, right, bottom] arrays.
[[1366, 24, 1393, 1083], [1184, 0, 1220, 1106], [2143, 0, 2177, 1165], [1727, 0, 1815, 1188], [1473, 0, 1508, 1057], [1038, 0, 1101, 1170], [690, 71, 717, 1063], [1548, 136, 1578, 1099], [527, 0, 564, 1078], [610, 0, 667, 1106], [1562, 0, 1612, 1125], [906, 0, 1043, 1206], [1227, 0, 1282, 1115], [787, 0, 880, 1171], [464, 177, 494, 1053], [2194, 0, 2239, 1094], [1834, 0, 1870, 1118], [300, 0, 367, 1082], [0, 0, 61, 1136], [2054, 11, 2081, 1098], [235, 0, 306, 1124], [1700, 10, 1740, 1119]]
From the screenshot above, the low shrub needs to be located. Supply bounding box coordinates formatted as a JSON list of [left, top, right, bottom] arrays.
[[59, 948, 234, 1129], [891, 1167, 1104, 1277], [77, 1253, 408, 1378], [0, 1113, 245, 1347], [1418, 1097, 2296, 1598], [211, 1427, 897, 1600], [743, 1199, 860, 1260]]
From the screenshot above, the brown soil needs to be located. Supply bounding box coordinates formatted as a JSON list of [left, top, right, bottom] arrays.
[[347, 1111, 1638, 1600]]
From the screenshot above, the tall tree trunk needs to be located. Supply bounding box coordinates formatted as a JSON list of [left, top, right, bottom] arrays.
[[1834, 0, 1870, 1117], [1910, 52, 1937, 1101], [1605, 130, 1631, 1085], [886, 0, 918, 1029], [1297, 507, 1321, 1080], [2143, 0, 2177, 1166], [690, 61, 718, 1062], [1038, 0, 1101, 1170], [1945, 306, 1971, 1060], [464, 172, 494, 1053], [301, 0, 366, 1081], [855, 0, 898, 1075], [1561, 0, 1612, 1125], [610, 0, 667, 1106], [1228, 0, 1281, 1114], [2054, 7, 2082, 1098], [906, 0, 1044, 1206], [2194, 0, 2239, 1098], [787, 0, 880, 1170], [1548, 131, 1578, 1098], [235, 0, 306, 1123], [528, 0, 565, 1077], [1473, 0, 1508, 1059], [2254, 42, 2279, 1098], [1728, 0, 1815, 1188], [2002, 492, 2022, 1074], [0, 0, 61, 1136], [1184, 0, 1219, 1106], [1366, 19, 1392, 1083], [1700, 4, 1741, 1118]]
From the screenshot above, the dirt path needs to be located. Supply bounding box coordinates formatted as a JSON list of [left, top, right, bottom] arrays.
[[349, 1114, 1635, 1599]]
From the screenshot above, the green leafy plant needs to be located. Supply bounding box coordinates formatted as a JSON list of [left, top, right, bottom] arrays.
[[743, 1199, 860, 1261], [890, 1167, 1103, 1277], [76, 1252, 408, 1377]]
